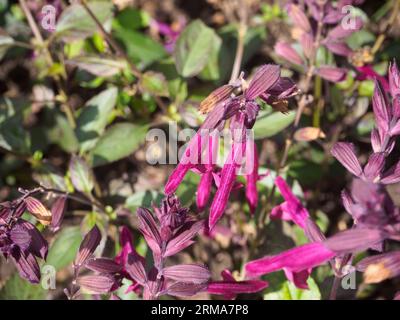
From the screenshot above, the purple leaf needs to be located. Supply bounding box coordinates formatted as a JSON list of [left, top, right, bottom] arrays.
[[137, 208, 162, 255], [50, 196, 67, 231], [275, 42, 304, 66]]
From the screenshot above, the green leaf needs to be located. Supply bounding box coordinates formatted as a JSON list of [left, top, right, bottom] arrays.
[[113, 8, 150, 30], [0, 34, 14, 59], [89, 123, 148, 167], [0, 274, 46, 300], [76, 87, 118, 152], [264, 277, 321, 300], [139, 71, 169, 97], [253, 110, 295, 139], [47, 113, 79, 153], [46, 226, 82, 270], [67, 56, 128, 77], [55, 1, 113, 41], [173, 20, 219, 77], [199, 34, 223, 81], [113, 27, 166, 69], [176, 171, 200, 206], [125, 190, 164, 212], [69, 156, 94, 193]]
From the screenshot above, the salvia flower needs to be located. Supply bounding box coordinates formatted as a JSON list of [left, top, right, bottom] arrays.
[[125, 195, 210, 299], [165, 64, 298, 230], [274, 2, 362, 83], [207, 269, 268, 299]]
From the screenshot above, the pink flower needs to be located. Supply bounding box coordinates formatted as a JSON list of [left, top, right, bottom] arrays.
[[207, 269, 268, 299]]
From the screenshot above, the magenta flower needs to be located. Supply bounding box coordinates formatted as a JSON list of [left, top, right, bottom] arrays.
[[245, 242, 336, 279], [207, 269, 268, 299], [165, 64, 298, 230]]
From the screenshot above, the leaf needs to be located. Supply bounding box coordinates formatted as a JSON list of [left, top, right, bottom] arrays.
[[112, 27, 166, 69], [67, 56, 128, 77], [263, 277, 321, 300], [47, 113, 79, 153], [199, 34, 223, 81], [0, 34, 15, 60], [0, 274, 46, 300], [139, 71, 169, 97], [46, 226, 82, 270], [89, 123, 148, 167], [113, 8, 150, 30], [33, 164, 68, 192], [173, 20, 219, 77], [55, 1, 113, 41], [69, 156, 94, 194], [76, 87, 118, 152], [125, 191, 164, 212], [253, 110, 296, 139]]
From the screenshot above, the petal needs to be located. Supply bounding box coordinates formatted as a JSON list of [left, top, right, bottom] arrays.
[[25, 196, 52, 226], [125, 253, 147, 286], [275, 42, 304, 66], [164, 220, 203, 257], [75, 225, 101, 267], [356, 251, 400, 284], [389, 60, 400, 98], [316, 66, 346, 82], [288, 4, 311, 32], [327, 17, 363, 39], [196, 171, 213, 211], [207, 280, 268, 297], [300, 33, 315, 59], [324, 228, 388, 254], [77, 275, 117, 294], [245, 142, 259, 215], [372, 80, 391, 134], [137, 208, 162, 255], [331, 142, 363, 177], [245, 242, 335, 277], [10, 248, 40, 284], [50, 195, 67, 231], [86, 257, 123, 274], [381, 161, 400, 184], [209, 142, 243, 229], [363, 152, 386, 182], [161, 264, 211, 284], [245, 64, 281, 100], [323, 40, 352, 56], [18, 220, 48, 260]]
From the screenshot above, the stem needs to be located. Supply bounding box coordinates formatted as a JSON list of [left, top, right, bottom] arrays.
[[230, 23, 247, 83], [371, 0, 400, 55], [78, 0, 168, 112], [19, 0, 76, 128], [329, 275, 341, 300]]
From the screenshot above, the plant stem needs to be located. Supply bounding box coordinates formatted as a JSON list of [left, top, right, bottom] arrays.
[[19, 0, 76, 128], [230, 22, 247, 83], [78, 0, 168, 112]]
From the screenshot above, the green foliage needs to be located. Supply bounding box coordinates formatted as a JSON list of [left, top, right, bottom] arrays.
[[0, 274, 46, 300], [56, 1, 113, 41], [264, 276, 321, 300], [46, 226, 82, 271], [174, 20, 221, 78], [253, 108, 296, 139], [90, 123, 148, 167]]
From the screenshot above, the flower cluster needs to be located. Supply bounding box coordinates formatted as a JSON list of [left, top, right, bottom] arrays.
[[0, 190, 51, 283], [165, 64, 298, 230], [275, 0, 365, 83]]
